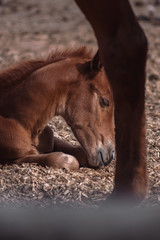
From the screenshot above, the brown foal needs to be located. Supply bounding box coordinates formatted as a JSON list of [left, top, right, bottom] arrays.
[[0, 48, 115, 170], [75, 0, 148, 200]]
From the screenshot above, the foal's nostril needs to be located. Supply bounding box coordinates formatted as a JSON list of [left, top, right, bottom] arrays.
[[98, 150, 105, 166], [111, 149, 115, 160]]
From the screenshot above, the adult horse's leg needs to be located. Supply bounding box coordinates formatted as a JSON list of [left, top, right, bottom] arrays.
[[75, 0, 148, 200]]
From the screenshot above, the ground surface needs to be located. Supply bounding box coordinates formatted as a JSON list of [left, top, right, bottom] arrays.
[[0, 0, 159, 207]]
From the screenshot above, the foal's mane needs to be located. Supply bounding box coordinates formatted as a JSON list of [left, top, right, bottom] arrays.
[[0, 47, 92, 90]]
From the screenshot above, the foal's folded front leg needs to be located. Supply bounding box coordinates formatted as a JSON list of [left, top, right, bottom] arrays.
[[53, 137, 89, 167], [14, 152, 79, 170], [37, 126, 89, 167], [37, 125, 89, 167]]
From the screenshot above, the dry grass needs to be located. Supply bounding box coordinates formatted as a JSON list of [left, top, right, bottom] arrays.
[[0, 162, 114, 207]]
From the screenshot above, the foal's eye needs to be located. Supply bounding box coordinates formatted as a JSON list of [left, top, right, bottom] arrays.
[[99, 97, 110, 108]]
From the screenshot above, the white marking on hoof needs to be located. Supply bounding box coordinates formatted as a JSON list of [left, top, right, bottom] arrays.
[[64, 154, 75, 164]]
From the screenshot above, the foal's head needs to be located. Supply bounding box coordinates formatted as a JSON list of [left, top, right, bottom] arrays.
[[65, 51, 115, 167]]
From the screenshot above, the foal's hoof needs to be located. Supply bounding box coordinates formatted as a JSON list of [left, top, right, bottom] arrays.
[[57, 153, 79, 170]]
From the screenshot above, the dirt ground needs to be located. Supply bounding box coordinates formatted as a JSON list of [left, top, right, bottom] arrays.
[[0, 0, 159, 207]]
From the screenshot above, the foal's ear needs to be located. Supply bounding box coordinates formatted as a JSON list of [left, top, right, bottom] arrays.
[[90, 50, 103, 72]]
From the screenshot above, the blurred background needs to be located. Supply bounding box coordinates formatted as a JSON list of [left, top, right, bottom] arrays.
[[0, 0, 159, 65]]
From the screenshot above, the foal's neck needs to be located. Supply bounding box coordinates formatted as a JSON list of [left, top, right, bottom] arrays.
[[31, 58, 83, 129]]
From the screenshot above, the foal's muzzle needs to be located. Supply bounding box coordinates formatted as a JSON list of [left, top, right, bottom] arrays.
[[97, 147, 114, 167]]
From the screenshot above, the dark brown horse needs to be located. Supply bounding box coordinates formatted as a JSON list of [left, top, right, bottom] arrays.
[[0, 48, 115, 170], [75, 0, 148, 201]]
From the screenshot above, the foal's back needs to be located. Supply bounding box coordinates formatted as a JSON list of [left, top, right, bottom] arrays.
[[0, 55, 91, 130]]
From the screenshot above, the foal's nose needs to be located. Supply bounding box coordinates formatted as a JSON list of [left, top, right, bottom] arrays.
[[98, 147, 115, 166]]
